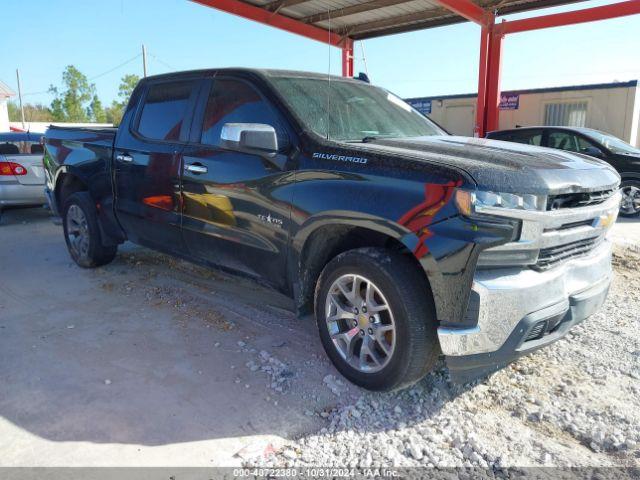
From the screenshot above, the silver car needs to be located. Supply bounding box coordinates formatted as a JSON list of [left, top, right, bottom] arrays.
[[0, 132, 47, 215]]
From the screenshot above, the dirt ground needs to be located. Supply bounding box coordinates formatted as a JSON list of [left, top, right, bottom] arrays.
[[0, 207, 360, 466], [0, 207, 638, 467]]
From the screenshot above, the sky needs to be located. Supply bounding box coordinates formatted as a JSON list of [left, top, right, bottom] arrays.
[[2, 0, 640, 107]]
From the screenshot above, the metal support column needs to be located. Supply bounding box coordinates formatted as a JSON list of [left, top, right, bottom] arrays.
[[342, 39, 354, 77], [485, 27, 503, 133], [475, 25, 491, 137]]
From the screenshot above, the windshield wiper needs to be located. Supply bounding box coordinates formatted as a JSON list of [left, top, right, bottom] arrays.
[[343, 135, 397, 143]]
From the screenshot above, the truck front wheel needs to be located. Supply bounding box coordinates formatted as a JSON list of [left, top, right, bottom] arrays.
[[315, 248, 439, 391], [62, 192, 117, 268]]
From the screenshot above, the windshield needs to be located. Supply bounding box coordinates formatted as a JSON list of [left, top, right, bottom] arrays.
[[579, 129, 640, 155], [269, 76, 446, 142]]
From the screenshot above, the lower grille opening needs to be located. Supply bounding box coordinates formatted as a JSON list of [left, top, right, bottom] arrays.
[[525, 321, 547, 341]]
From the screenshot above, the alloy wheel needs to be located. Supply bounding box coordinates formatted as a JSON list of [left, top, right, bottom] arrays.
[[620, 185, 640, 215], [324, 274, 396, 373], [66, 204, 90, 259]]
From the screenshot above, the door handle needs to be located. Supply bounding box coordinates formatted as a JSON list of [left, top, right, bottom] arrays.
[[185, 163, 208, 174], [116, 153, 133, 163]]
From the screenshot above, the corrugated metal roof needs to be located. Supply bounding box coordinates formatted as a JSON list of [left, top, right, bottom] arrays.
[[0, 79, 16, 98], [242, 0, 586, 39]]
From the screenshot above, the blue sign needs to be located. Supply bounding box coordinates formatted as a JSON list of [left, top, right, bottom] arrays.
[[408, 99, 432, 115], [499, 93, 519, 110]]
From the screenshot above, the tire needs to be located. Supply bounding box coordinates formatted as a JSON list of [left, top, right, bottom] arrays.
[[619, 180, 640, 217], [314, 247, 439, 391], [62, 192, 117, 268]]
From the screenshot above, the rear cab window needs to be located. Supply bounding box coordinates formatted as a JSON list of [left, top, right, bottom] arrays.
[[135, 80, 198, 142]]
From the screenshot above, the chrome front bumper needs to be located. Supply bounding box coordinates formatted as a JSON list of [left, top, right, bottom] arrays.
[[438, 231, 613, 357]]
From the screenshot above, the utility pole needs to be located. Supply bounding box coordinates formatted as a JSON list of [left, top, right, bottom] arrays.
[[15, 69, 26, 130], [142, 44, 148, 78]]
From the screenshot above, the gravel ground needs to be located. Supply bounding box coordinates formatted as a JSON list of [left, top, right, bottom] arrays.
[[246, 244, 640, 471], [1, 208, 638, 472]]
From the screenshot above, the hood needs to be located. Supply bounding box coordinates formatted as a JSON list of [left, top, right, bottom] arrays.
[[358, 136, 620, 195], [611, 151, 640, 166]]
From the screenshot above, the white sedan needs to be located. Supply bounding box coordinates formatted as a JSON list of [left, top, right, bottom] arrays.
[[0, 132, 47, 217]]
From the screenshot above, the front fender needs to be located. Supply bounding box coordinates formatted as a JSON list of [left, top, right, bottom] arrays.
[[288, 183, 514, 328], [291, 210, 411, 253]]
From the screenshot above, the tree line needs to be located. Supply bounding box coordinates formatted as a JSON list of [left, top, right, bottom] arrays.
[[7, 65, 140, 126]]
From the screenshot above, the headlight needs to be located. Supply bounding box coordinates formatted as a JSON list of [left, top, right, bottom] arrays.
[[455, 189, 546, 216]]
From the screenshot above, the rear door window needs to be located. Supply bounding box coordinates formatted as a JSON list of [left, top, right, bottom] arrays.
[[137, 81, 197, 141], [547, 131, 580, 152], [500, 130, 542, 146]]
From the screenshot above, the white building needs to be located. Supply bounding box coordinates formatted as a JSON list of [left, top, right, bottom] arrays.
[[8, 121, 113, 133], [406, 80, 640, 147], [0, 79, 16, 132]]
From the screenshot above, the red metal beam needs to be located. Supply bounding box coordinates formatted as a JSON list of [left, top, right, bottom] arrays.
[[485, 29, 503, 133], [342, 39, 354, 77], [475, 25, 491, 136], [434, 0, 492, 25], [190, 0, 346, 46], [495, 0, 640, 34]]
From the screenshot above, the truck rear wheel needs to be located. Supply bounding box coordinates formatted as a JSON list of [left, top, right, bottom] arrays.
[[315, 248, 439, 391], [62, 192, 117, 268]]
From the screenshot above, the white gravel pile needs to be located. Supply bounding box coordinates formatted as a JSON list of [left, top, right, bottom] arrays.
[[247, 246, 640, 470]]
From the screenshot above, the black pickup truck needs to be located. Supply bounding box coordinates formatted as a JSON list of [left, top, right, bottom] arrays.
[[43, 69, 621, 390]]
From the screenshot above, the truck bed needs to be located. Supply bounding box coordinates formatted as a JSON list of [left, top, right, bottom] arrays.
[[45, 125, 117, 144]]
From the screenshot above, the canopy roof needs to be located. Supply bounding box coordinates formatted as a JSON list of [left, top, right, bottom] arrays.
[[234, 0, 585, 39], [190, 0, 640, 135], [0, 79, 16, 99]]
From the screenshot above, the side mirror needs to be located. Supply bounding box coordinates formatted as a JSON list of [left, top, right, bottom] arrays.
[[220, 123, 278, 156], [582, 146, 604, 159]]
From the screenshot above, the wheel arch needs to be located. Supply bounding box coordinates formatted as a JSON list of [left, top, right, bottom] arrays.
[[55, 169, 126, 247], [55, 171, 89, 212], [290, 214, 435, 317]]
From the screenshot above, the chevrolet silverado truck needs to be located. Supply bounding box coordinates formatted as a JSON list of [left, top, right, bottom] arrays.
[[43, 69, 621, 390]]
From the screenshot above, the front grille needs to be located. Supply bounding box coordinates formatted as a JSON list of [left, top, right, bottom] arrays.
[[545, 219, 594, 232], [547, 189, 615, 210], [534, 236, 603, 270]]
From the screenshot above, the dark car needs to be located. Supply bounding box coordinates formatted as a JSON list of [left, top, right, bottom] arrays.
[[43, 69, 620, 389], [487, 126, 640, 216]]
